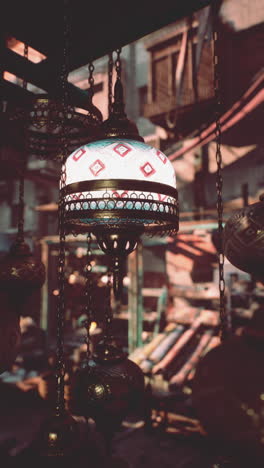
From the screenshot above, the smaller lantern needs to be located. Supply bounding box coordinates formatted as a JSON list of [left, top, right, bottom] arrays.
[[17, 412, 92, 466], [224, 193, 264, 280], [8, 93, 102, 161], [34, 413, 79, 458], [71, 341, 145, 434]]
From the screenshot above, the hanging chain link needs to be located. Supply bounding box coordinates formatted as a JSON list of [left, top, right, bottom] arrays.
[[84, 233, 93, 362], [115, 48, 122, 81], [17, 43, 29, 244], [108, 52, 114, 116], [104, 268, 113, 342], [56, 0, 70, 416], [88, 61, 95, 98], [213, 12, 227, 342], [22, 43, 28, 91]]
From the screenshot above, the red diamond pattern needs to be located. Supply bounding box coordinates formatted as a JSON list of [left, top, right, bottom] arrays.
[[72, 148, 86, 161], [158, 194, 167, 202], [89, 159, 105, 176], [156, 150, 167, 164], [140, 162, 156, 177], [113, 143, 132, 157]]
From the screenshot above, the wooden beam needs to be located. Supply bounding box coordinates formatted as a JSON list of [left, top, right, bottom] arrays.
[[2, 48, 91, 109], [3, 0, 213, 84]]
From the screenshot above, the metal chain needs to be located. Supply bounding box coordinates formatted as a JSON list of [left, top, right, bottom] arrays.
[[56, 0, 70, 416], [17, 43, 29, 244], [108, 52, 114, 116], [84, 233, 93, 362], [115, 48, 122, 81], [104, 268, 113, 342], [88, 61, 95, 98], [213, 11, 227, 342], [22, 43, 28, 90]]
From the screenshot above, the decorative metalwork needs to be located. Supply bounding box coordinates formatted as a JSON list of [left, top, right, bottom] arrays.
[[224, 193, 264, 279], [8, 92, 102, 161], [0, 43, 46, 296], [63, 179, 179, 235], [7, 39, 102, 162], [71, 261, 144, 447], [62, 48, 179, 299]]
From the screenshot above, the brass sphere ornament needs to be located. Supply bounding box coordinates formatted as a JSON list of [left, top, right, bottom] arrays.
[[0, 240, 46, 295], [224, 194, 264, 279], [71, 341, 145, 432], [192, 332, 264, 466]]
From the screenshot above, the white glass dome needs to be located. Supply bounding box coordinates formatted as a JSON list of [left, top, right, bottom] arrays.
[[63, 138, 178, 235]]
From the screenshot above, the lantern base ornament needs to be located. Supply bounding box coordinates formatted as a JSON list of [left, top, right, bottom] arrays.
[[96, 228, 141, 299]]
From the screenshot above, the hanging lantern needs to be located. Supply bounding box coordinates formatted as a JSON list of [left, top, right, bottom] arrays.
[[224, 194, 264, 280], [8, 92, 102, 161], [71, 341, 145, 433], [17, 412, 89, 466], [192, 331, 264, 466], [63, 52, 178, 297], [0, 43, 46, 298]]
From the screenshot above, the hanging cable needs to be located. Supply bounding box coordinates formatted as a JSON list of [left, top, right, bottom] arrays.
[[115, 48, 122, 82], [84, 233, 94, 362], [103, 268, 113, 343], [56, 0, 70, 416], [15, 42, 29, 245], [88, 61, 95, 98], [108, 52, 114, 116], [213, 4, 229, 342]]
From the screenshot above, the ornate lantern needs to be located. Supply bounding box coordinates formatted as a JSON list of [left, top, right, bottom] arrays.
[[0, 44, 46, 300], [29, 412, 80, 459], [71, 342, 145, 432], [224, 194, 264, 280], [8, 89, 102, 162], [26, 93, 102, 161], [192, 332, 264, 466], [63, 50, 179, 297], [71, 258, 144, 451]]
